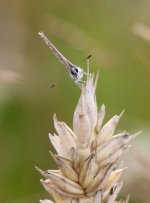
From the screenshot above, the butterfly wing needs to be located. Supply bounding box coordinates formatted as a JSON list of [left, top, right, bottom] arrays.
[[38, 32, 75, 72]]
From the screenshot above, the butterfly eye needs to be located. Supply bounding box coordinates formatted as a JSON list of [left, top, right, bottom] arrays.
[[70, 67, 79, 76], [74, 68, 79, 73]]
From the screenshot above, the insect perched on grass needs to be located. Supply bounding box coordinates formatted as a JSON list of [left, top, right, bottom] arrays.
[[38, 31, 89, 88]]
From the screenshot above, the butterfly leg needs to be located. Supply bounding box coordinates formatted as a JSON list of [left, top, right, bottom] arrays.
[[75, 79, 86, 88]]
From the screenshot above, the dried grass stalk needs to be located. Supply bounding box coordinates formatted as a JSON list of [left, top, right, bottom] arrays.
[[37, 73, 140, 203]]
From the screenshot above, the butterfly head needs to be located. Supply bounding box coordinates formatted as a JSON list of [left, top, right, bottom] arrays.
[[70, 66, 84, 81]]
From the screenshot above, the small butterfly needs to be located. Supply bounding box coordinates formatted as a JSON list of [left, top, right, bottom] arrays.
[[38, 31, 87, 87]]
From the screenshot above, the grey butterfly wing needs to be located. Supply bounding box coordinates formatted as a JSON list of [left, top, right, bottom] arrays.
[[38, 32, 75, 72]]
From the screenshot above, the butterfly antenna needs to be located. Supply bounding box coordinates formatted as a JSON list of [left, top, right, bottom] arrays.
[[50, 71, 68, 89], [50, 82, 57, 88], [85, 54, 92, 75]]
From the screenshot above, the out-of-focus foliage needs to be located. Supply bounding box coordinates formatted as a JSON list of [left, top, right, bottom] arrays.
[[0, 0, 150, 203]]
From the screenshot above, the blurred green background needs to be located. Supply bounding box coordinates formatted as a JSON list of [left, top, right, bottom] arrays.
[[0, 0, 150, 203]]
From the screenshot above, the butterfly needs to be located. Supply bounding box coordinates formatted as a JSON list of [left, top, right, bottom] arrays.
[[38, 31, 87, 88]]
